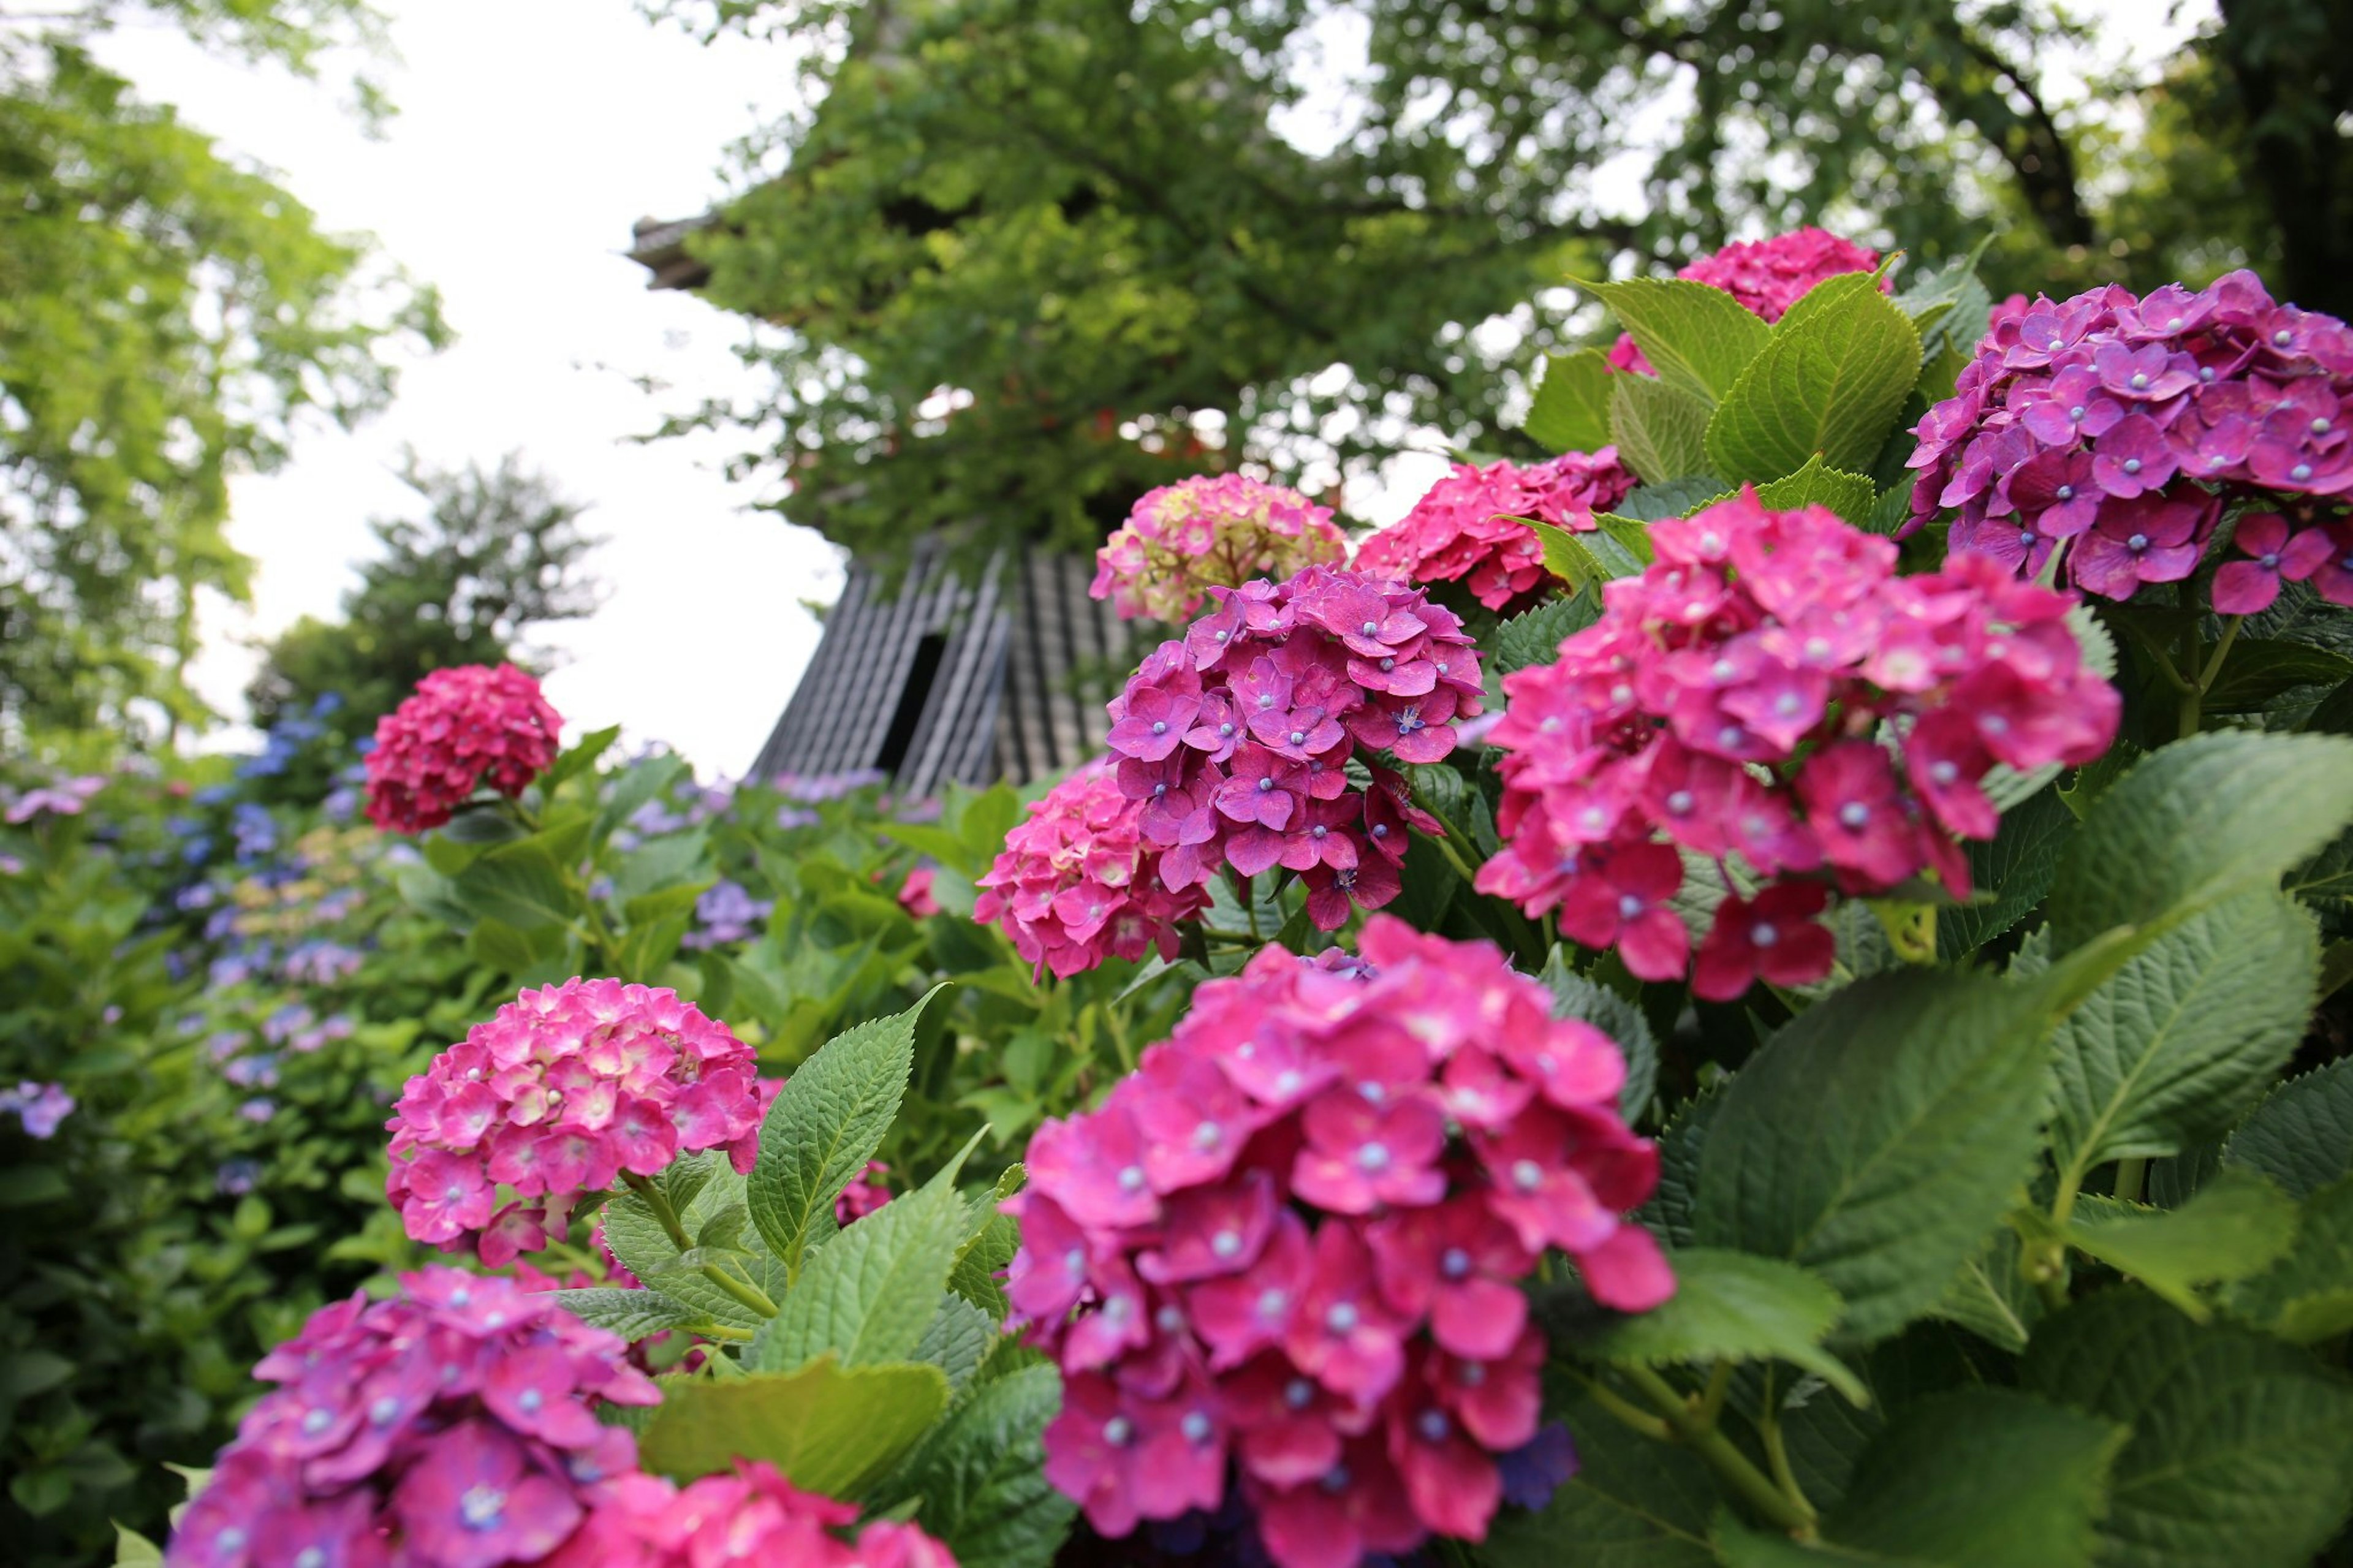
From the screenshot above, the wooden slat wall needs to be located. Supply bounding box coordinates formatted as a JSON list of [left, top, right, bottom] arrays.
[[749, 543, 1131, 795]]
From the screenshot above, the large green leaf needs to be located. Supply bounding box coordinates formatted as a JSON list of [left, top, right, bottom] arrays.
[[2047, 892, 2316, 1188], [1692, 970, 2052, 1344], [2048, 731, 2353, 953], [748, 987, 945, 1278], [2222, 1056, 2353, 1200], [1588, 277, 1771, 403], [2225, 1174, 2353, 1344], [2200, 639, 2353, 715], [1613, 373, 1715, 483], [762, 1184, 968, 1369], [2022, 1289, 2353, 1568], [638, 1356, 949, 1493], [871, 1362, 1074, 1568], [1528, 347, 1620, 453], [1703, 280, 1920, 482], [450, 831, 580, 934], [1715, 1389, 2124, 1568], [949, 1164, 1026, 1318], [548, 1287, 716, 1343], [1590, 1248, 1865, 1404], [1479, 1393, 1721, 1567], [911, 1292, 999, 1397], [2061, 1168, 2299, 1321]]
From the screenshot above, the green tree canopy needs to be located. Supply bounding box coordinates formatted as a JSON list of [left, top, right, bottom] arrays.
[[648, 0, 2345, 566], [249, 450, 603, 742], [0, 1, 443, 742]]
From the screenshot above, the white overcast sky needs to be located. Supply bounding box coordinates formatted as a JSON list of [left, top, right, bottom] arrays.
[[98, 0, 2208, 777]]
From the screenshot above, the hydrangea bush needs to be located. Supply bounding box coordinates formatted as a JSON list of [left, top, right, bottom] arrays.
[[48, 233, 2353, 1568]]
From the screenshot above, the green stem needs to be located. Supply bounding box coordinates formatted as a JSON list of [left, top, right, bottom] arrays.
[[1240, 872, 1262, 943], [1620, 1363, 1818, 1534], [1757, 1369, 1813, 1524], [1575, 1371, 1674, 1442], [2113, 1156, 2148, 1206], [1697, 1360, 1733, 1429], [621, 1173, 778, 1317]]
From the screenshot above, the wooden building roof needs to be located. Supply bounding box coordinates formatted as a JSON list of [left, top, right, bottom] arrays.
[[750, 537, 1137, 794]]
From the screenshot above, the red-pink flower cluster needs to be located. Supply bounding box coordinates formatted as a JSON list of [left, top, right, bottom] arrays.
[[166, 1267, 657, 1568], [1607, 228, 1884, 373], [1478, 492, 2119, 999], [366, 664, 564, 834], [1909, 271, 2353, 608], [1355, 450, 1639, 611], [1091, 473, 1349, 623], [1007, 919, 1668, 1567], [387, 980, 765, 1265], [974, 759, 1211, 979], [1104, 567, 1478, 932], [547, 1461, 955, 1568]]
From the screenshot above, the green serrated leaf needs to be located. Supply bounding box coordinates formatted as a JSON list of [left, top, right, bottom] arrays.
[[1749, 454, 1877, 528], [1704, 281, 1920, 482], [748, 986, 946, 1278], [2048, 892, 2317, 1189], [2023, 1289, 2353, 1568], [912, 1291, 999, 1398], [600, 1191, 684, 1281], [767, 1184, 968, 1369], [1615, 475, 1730, 522], [112, 1524, 162, 1566], [2049, 730, 2353, 954], [1527, 347, 1620, 453], [2222, 1056, 2353, 1200], [1494, 593, 1602, 676], [1937, 787, 2075, 958], [1693, 970, 2053, 1344], [548, 1287, 714, 1342], [638, 1355, 948, 1493], [1612, 373, 1715, 483], [2063, 1168, 2299, 1321], [1930, 1226, 2044, 1353], [1592, 1248, 1866, 1404], [950, 1165, 1025, 1317], [2226, 1174, 2353, 1343], [1643, 1083, 1727, 1249], [1479, 1393, 1721, 1567], [1587, 276, 1772, 402], [1716, 1388, 2124, 1568], [871, 1362, 1074, 1568]]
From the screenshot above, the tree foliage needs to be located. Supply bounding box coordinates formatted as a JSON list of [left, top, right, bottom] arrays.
[[248, 451, 604, 740], [647, 0, 2353, 567], [0, 1, 442, 740]]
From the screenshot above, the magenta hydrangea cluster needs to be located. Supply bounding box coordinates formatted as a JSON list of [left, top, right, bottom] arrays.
[[1355, 450, 1639, 611], [1091, 473, 1350, 623], [973, 757, 1211, 979], [1006, 918, 1667, 1567], [366, 664, 564, 835], [387, 979, 765, 1265], [546, 1461, 956, 1568], [1607, 228, 1884, 373], [1909, 270, 2353, 608], [1104, 566, 1480, 932], [1478, 492, 2119, 999], [166, 1267, 658, 1568]]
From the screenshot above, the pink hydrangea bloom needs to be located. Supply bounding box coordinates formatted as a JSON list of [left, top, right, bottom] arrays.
[[898, 866, 942, 918], [1007, 920, 1669, 1564], [387, 979, 765, 1263], [1608, 228, 1884, 373], [1098, 566, 1477, 934], [366, 664, 563, 834], [1091, 474, 1349, 623], [1911, 270, 2353, 605], [1355, 450, 1639, 610], [3, 773, 104, 824], [1479, 491, 2119, 998], [974, 758, 1211, 979], [835, 1161, 893, 1224], [0, 1080, 74, 1138], [545, 1460, 957, 1568], [165, 1266, 658, 1568]]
